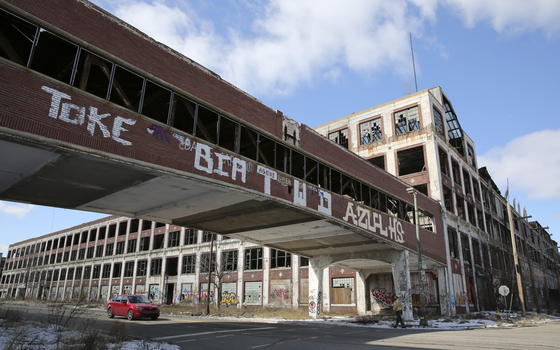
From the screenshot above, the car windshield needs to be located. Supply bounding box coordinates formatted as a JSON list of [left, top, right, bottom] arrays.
[[128, 295, 149, 304]]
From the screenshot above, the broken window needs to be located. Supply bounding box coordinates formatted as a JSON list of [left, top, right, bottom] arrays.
[[361, 183, 371, 207], [413, 184, 428, 197], [155, 222, 166, 228], [467, 144, 476, 168], [92, 265, 101, 279], [195, 105, 218, 144], [81, 231, 88, 243], [201, 231, 216, 243], [218, 116, 238, 152], [418, 210, 434, 232], [443, 186, 454, 213], [394, 106, 420, 135], [463, 170, 472, 195], [139, 237, 150, 251], [136, 260, 147, 276], [305, 157, 318, 185], [258, 135, 275, 167], [115, 241, 124, 255], [244, 248, 262, 270], [153, 234, 164, 249], [141, 80, 171, 124], [127, 239, 136, 253], [433, 107, 445, 135], [109, 65, 143, 111], [129, 219, 139, 234], [98, 226, 106, 239], [171, 95, 196, 135], [397, 146, 425, 175], [318, 163, 330, 189], [200, 253, 216, 273], [451, 159, 461, 186], [371, 189, 386, 213], [341, 174, 360, 201], [0, 9, 37, 66], [291, 150, 305, 180], [443, 97, 465, 156], [222, 250, 238, 271], [472, 179, 481, 201], [141, 220, 152, 231], [387, 196, 400, 218], [87, 246, 94, 259], [328, 128, 349, 149], [438, 147, 449, 176], [183, 229, 197, 245], [476, 209, 484, 231], [270, 249, 291, 268], [237, 127, 258, 161], [73, 233, 79, 245], [461, 234, 471, 265], [105, 243, 114, 256], [168, 231, 180, 247], [467, 203, 475, 226], [448, 227, 459, 259], [300, 257, 309, 266], [150, 258, 162, 276], [124, 261, 134, 277], [102, 264, 111, 279], [60, 268, 67, 281], [331, 169, 341, 194], [456, 194, 466, 220], [367, 155, 385, 170], [83, 266, 91, 280], [181, 255, 195, 274], [73, 50, 112, 99], [31, 30, 77, 83], [359, 118, 382, 145], [275, 143, 289, 173]]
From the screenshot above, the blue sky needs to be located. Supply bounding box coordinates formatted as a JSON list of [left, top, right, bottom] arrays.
[[1, 0, 560, 254]]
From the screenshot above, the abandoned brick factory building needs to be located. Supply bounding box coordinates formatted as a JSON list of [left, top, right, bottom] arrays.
[[0, 0, 559, 317]]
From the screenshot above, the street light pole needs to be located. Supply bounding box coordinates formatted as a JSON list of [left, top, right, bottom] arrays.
[[506, 203, 526, 315], [407, 187, 427, 326]]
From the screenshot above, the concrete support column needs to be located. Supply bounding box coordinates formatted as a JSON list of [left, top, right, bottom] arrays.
[[292, 255, 300, 309], [237, 244, 244, 308], [468, 236, 480, 311], [437, 267, 454, 316], [263, 247, 270, 307], [308, 256, 332, 319], [356, 271, 367, 315], [391, 250, 413, 320], [456, 229, 470, 313]]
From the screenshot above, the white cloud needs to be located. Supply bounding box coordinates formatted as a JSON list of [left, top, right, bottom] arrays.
[[111, 0, 435, 95], [478, 129, 560, 199], [444, 0, 560, 34], [0, 201, 35, 219]]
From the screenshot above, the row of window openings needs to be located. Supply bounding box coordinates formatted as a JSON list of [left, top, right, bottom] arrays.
[[1, 249, 307, 284], [439, 147, 482, 200], [0, 9, 433, 229], [5, 230, 223, 269]]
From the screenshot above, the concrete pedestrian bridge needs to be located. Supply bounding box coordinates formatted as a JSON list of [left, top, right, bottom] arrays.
[[0, 0, 447, 317]]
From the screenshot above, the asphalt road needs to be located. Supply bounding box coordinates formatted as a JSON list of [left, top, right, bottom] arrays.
[[4, 303, 560, 350]]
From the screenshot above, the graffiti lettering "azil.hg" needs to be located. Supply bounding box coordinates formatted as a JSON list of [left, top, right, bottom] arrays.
[[343, 202, 405, 243]]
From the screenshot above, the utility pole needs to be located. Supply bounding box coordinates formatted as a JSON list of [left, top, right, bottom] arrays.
[[205, 233, 215, 315], [506, 203, 526, 315]]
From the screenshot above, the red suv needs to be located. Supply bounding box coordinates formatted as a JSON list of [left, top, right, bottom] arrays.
[[107, 294, 160, 321]]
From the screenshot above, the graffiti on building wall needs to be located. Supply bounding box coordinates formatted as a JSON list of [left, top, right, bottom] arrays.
[[220, 291, 239, 306], [149, 284, 161, 302], [342, 203, 405, 243], [371, 288, 393, 306], [308, 290, 322, 316], [110, 285, 119, 300]]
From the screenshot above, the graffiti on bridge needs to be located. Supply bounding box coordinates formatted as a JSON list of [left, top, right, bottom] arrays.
[[371, 288, 393, 306]]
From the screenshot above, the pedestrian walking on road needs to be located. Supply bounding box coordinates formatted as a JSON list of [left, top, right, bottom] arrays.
[[393, 296, 406, 328]]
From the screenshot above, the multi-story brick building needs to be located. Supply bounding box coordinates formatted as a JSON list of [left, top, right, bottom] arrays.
[[315, 86, 560, 313]]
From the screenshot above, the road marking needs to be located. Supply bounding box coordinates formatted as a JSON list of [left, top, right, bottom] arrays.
[[175, 339, 197, 343], [251, 344, 272, 349], [216, 334, 235, 338], [154, 326, 276, 340]]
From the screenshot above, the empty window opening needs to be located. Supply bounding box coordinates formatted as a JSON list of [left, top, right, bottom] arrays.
[[397, 146, 425, 176], [467, 203, 475, 226], [270, 249, 291, 269], [80, 231, 88, 243], [141, 81, 171, 124], [361, 183, 371, 207], [65, 236, 72, 247], [461, 234, 471, 265], [184, 229, 197, 245], [318, 163, 330, 189], [438, 147, 449, 176], [443, 186, 454, 213], [153, 234, 164, 249], [171, 95, 196, 135], [239, 126, 258, 160], [201, 231, 216, 243], [155, 222, 165, 228], [413, 184, 428, 197], [0, 10, 36, 66], [467, 144, 476, 168], [105, 243, 114, 256], [451, 159, 461, 186], [108, 224, 116, 238], [394, 106, 420, 135], [112, 263, 122, 278], [328, 128, 349, 149], [31, 30, 77, 83], [331, 170, 341, 194], [127, 239, 136, 253], [195, 105, 218, 144], [98, 226, 106, 240], [200, 253, 216, 273], [109, 66, 143, 111], [141, 220, 152, 231], [222, 250, 238, 271], [118, 221, 127, 236], [181, 255, 196, 274], [218, 116, 238, 152], [166, 257, 178, 276], [456, 194, 466, 220], [115, 241, 124, 255], [139, 237, 150, 251], [129, 219, 139, 234], [258, 135, 275, 167], [448, 227, 459, 259], [275, 143, 290, 173], [291, 150, 305, 179], [244, 248, 263, 270], [73, 50, 112, 99], [367, 155, 385, 170], [359, 118, 382, 144], [305, 157, 318, 185], [73, 233, 79, 245]]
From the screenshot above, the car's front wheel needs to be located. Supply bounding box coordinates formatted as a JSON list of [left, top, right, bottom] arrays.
[[151, 315, 159, 320], [127, 310, 134, 321], [107, 308, 114, 319]]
